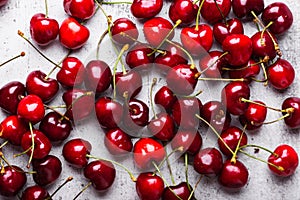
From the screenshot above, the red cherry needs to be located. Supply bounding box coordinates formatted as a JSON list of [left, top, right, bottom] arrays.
[[0, 165, 27, 197], [133, 138, 166, 169], [171, 129, 202, 155], [111, 18, 139, 45], [148, 112, 175, 141], [21, 185, 50, 200], [194, 147, 223, 176], [17, 94, 45, 124], [84, 160, 116, 191], [239, 100, 267, 129], [201, 0, 231, 24], [281, 97, 300, 129], [26, 70, 59, 103], [136, 172, 164, 200], [218, 160, 249, 189], [251, 31, 278, 60], [154, 86, 177, 112], [213, 18, 244, 44], [59, 17, 90, 50], [162, 182, 194, 200], [199, 51, 227, 78], [30, 13, 59, 46], [267, 58, 295, 90], [222, 34, 252, 67], [126, 43, 155, 70], [268, 144, 299, 177], [232, 0, 264, 19], [154, 50, 188, 73], [115, 70, 142, 99], [62, 138, 91, 168], [104, 128, 133, 155], [63, 0, 95, 20], [228, 59, 260, 82], [131, 0, 163, 19], [169, 0, 198, 26]]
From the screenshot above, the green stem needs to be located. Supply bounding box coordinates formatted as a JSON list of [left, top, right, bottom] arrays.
[[73, 182, 92, 200], [27, 122, 35, 168], [156, 146, 184, 170], [214, 0, 227, 25], [200, 51, 228, 74], [96, 29, 109, 60], [49, 177, 73, 199], [230, 125, 246, 164], [185, 153, 191, 191], [150, 78, 158, 119], [188, 175, 203, 200], [44, 0, 48, 18], [102, 1, 132, 4], [263, 113, 291, 125], [0, 140, 9, 149], [238, 144, 276, 156], [0, 52, 25, 67], [166, 153, 175, 185], [198, 77, 244, 82], [195, 0, 205, 30], [45, 50, 72, 80]]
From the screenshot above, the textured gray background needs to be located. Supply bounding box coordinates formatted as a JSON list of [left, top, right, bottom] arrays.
[[0, 0, 299, 199]]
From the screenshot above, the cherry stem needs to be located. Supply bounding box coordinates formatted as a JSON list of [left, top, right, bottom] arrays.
[[195, 114, 235, 155], [0, 52, 25, 68], [86, 154, 137, 182], [72, 182, 92, 200], [45, 50, 72, 80], [198, 77, 244, 82], [181, 90, 203, 98], [263, 113, 291, 125], [230, 124, 247, 164], [49, 176, 73, 199], [44, 104, 70, 122], [26, 122, 35, 168], [166, 151, 175, 185], [0, 151, 11, 167], [0, 159, 4, 174], [150, 78, 158, 119], [96, 29, 109, 60], [185, 153, 191, 191], [213, 0, 227, 25], [195, 0, 205, 31], [156, 146, 184, 171], [188, 175, 203, 200], [238, 144, 277, 156], [200, 51, 228, 74], [193, 0, 200, 4], [0, 140, 8, 149], [44, 0, 48, 18], [101, 1, 132, 4]]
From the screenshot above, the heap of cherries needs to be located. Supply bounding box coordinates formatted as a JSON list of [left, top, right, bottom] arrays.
[[0, 0, 299, 199]]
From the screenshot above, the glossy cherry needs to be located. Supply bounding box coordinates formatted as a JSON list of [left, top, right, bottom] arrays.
[[126, 43, 155, 70], [282, 97, 300, 129], [111, 18, 139, 45], [115, 70, 142, 99], [154, 50, 188, 73], [148, 112, 175, 141], [199, 51, 227, 78], [136, 172, 164, 200], [21, 185, 50, 200], [239, 101, 267, 129], [169, 0, 198, 26], [228, 59, 260, 82], [154, 86, 176, 112], [63, 0, 95, 20], [104, 128, 133, 155], [201, 0, 231, 24], [162, 182, 194, 200], [171, 129, 202, 155], [232, 0, 264, 19], [131, 0, 163, 19], [251, 31, 278, 60], [213, 18, 244, 44]]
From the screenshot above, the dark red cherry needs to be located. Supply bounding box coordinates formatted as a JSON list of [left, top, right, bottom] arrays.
[[26, 70, 59, 103], [104, 128, 133, 155], [218, 160, 249, 189], [239, 100, 267, 129], [154, 86, 177, 112], [30, 13, 59, 46], [111, 18, 139, 45], [268, 144, 299, 177], [133, 138, 166, 169], [282, 97, 300, 129], [115, 70, 142, 99], [221, 81, 250, 116], [194, 147, 223, 176], [0, 0, 8, 7], [171, 129, 202, 155], [251, 31, 278, 60], [32, 155, 62, 186], [199, 51, 227, 78], [62, 138, 91, 168], [148, 112, 175, 141], [201, 0, 231, 24], [267, 58, 295, 90], [131, 0, 163, 19], [84, 160, 116, 191], [262, 2, 293, 35], [169, 0, 198, 26], [154, 50, 188, 73], [228, 59, 260, 82], [136, 172, 164, 200], [0, 81, 26, 114], [21, 185, 50, 200], [0, 165, 27, 197], [232, 0, 264, 19], [63, 0, 95, 20], [162, 182, 194, 200], [164, 41, 188, 61], [213, 18, 244, 44], [126, 43, 155, 70]]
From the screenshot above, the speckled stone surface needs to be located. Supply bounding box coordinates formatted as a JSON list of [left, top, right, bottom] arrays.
[[0, 0, 299, 199]]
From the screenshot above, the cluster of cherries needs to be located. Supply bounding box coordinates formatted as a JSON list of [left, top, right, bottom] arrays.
[[0, 0, 299, 199]]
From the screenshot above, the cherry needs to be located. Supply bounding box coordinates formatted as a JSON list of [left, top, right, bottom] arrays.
[[268, 144, 299, 177], [62, 138, 91, 168], [133, 138, 166, 169], [213, 18, 244, 44], [63, 0, 95, 20], [56, 56, 86, 88], [59, 17, 90, 50], [32, 155, 62, 186], [115, 70, 142, 99], [282, 97, 300, 129], [154, 50, 188, 73], [111, 18, 139, 45], [162, 182, 194, 200], [239, 101, 267, 129], [0, 115, 28, 146], [228, 59, 260, 82], [267, 58, 295, 90], [131, 0, 163, 19], [104, 128, 133, 155], [148, 112, 175, 141], [0, 0, 7, 7], [232, 0, 264, 19], [200, 100, 231, 132], [26, 70, 59, 103], [193, 147, 223, 176], [169, 0, 198, 26], [39, 111, 72, 142], [126, 43, 155, 70], [199, 51, 227, 78], [164, 41, 189, 61], [154, 86, 176, 112], [201, 0, 231, 24], [30, 13, 59, 46], [171, 129, 202, 155], [222, 34, 253, 67], [261, 2, 293, 35], [95, 96, 123, 130], [21, 185, 50, 200], [218, 160, 249, 189], [0, 81, 26, 114], [251, 31, 278, 60], [221, 81, 250, 116], [17, 94, 45, 124], [84, 160, 116, 191], [0, 165, 27, 197], [136, 172, 164, 200]]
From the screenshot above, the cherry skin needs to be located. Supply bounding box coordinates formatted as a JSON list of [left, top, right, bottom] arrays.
[[199, 51, 227, 78], [282, 97, 300, 129], [104, 128, 133, 155], [136, 172, 164, 200], [221, 81, 250, 116], [194, 147, 223, 176], [232, 0, 264, 19], [17, 94, 45, 124], [0, 81, 26, 114], [267, 58, 295, 90], [32, 155, 62, 186], [84, 160, 116, 191], [133, 138, 166, 169], [201, 0, 231, 24], [0, 165, 27, 197], [59, 17, 90, 50], [126, 43, 155, 70], [268, 144, 299, 177], [26, 70, 59, 103], [228, 59, 260, 82], [63, 0, 95, 20], [0, 115, 28, 146], [162, 182, 194, 200], [171, 129, 202, 155], [169, 0, 198, 26], [154, 50, 188, 73], [154, 86, 177, 112], [262, 2, 293, 35], [148, 112, 175, 141], [39, 111, 72, 142], [84, 60, 112, 94], [213, 18, 244, 44], [251, 31, 278, 60], [0, 0, 8, 7], [222, 34, 253, 67], [115, 70, 142, 99], [30, 13, 59, 46], [62, 138, 92, 168], [131, 0, 163, 19], [21, 185, 50, 200], [111, 18, 139, 45], [218, 160, 249, 189]]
